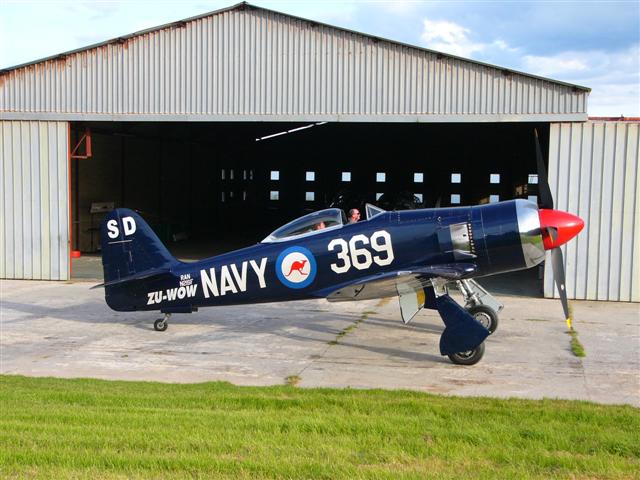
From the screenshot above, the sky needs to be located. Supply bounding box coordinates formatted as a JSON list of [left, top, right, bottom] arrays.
[[1, 0, 638, 116]]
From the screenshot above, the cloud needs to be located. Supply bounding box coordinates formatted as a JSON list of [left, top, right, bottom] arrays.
[[522, 54, 588, 78], [420, 18, 484, 57], [420, 17, 519, 60], [418, 15, 639, 116]]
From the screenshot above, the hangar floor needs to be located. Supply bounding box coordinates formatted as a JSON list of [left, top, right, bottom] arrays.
[[2, 279, 637, 406]]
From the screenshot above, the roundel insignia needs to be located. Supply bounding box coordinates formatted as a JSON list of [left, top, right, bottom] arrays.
[[276, 246, 317, 289]]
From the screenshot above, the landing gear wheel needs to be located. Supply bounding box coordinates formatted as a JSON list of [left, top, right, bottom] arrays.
[[154, 319, 168, 332], [467, 305, 499, 334], [447, 342, 485, 365]]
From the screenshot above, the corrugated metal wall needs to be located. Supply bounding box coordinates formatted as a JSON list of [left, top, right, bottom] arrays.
[[0, 121, 69, 280], [545, 121, 639, 302], [0, 8, 587, 122]]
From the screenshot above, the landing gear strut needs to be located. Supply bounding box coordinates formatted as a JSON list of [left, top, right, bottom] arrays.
[[456, 279, 502, 334], [154, 313, 171, 332]]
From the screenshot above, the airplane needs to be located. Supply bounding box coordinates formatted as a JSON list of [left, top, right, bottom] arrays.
[[96, 132, 584, 365]]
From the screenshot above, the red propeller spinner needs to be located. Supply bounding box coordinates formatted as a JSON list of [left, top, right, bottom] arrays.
[[538, 209, 585, 250]]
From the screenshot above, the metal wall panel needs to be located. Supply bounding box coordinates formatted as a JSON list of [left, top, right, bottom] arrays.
[[0, 121, 69, 280], [545, 121, 639, 302], [1, 8, 587, 122]]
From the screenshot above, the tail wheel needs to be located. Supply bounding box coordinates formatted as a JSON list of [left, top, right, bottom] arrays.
[[447, 342, 485, 365], [154, 319, 168, 332], [467, 305, 499, 334]]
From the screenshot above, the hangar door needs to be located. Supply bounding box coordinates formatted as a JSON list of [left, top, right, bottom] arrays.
[[546, 121, 639, 302], [71, 121, 546, 263], [0, 121, 70, 280]]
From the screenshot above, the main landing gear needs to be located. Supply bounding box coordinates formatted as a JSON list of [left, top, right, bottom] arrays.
[[154, 313, 171, 332], [447, 343, 485, 365], [424, 279, 503, 366], [457, 279, 502, 334]]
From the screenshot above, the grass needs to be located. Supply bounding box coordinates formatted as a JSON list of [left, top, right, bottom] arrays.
[[569, 329, 586, 358], [285, 375, 301, 387], [566, 304, 586, 358], [328, 311, 373, 346], [1, 376, 638, 479]]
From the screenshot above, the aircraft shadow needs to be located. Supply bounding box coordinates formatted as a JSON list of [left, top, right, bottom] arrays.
[[2, 299, 450, 365]]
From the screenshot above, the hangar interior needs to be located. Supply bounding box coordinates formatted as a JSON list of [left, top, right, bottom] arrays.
[[70, 121, 547, 258]]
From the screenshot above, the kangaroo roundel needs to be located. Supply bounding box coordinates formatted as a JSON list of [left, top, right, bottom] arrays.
[[276, 246, 317, 289]]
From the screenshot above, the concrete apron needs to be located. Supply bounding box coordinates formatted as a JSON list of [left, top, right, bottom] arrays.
[[1, 279, 638, 406]]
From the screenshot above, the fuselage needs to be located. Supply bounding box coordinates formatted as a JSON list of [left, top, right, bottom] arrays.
[[105, 199, 546, 313]]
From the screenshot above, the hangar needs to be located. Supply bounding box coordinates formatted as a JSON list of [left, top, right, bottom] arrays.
[[1, 2, 638, 302]]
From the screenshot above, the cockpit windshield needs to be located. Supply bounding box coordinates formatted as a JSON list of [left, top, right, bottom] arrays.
[[262, 208, 346, 243]]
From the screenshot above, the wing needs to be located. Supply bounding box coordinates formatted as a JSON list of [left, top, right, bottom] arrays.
[[313, 263, 477, 303]]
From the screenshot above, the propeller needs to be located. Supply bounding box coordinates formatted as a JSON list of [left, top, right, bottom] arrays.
[[534, 128, 584, 330], [534, 128, 555, 210]]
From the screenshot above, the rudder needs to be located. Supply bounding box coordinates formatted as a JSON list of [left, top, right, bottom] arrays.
[[100, 208, 177, 285]]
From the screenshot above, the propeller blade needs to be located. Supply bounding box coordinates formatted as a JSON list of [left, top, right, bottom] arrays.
[[550, 247, 572, 329], [534, 128, 555, 210], [547, 226, 558, 244]]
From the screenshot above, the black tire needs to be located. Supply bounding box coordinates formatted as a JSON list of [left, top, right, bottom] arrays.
[[467, 305, 499, 334], [447, 342, 485, 365], [154, 319, 168, 332]]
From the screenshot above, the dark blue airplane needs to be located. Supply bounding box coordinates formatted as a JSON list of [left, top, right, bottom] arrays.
[[97, 135, 584, 365]]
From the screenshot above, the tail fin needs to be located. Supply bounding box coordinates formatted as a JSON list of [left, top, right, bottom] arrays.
[[100, 208, 178, 285]]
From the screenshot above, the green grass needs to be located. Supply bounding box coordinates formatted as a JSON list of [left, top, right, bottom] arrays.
[[285, 375, 301, 387], [1, 376, 638, 479], [329, 312, 371, 346], [569, 329, 586, 357]]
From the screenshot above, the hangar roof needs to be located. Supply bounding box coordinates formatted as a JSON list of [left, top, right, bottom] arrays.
[[0, 2, 589, 122]]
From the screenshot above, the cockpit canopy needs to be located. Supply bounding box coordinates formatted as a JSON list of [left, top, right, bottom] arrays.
[[262, 208, 345, 243], [261, 203, 386, 243]]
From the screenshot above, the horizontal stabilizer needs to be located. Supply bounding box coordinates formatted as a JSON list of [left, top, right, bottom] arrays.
[[91, 267, 172, 289]]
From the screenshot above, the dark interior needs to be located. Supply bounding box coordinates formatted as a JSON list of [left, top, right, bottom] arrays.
[[70, 121, 549, 259]]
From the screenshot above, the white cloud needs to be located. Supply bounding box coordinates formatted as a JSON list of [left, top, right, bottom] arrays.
[[418, 16, 639, 117], [420, 18, 484, 57], [519, 45, 639, 116], [420, 18, 518, 60], [522, 54, 588, 77]]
